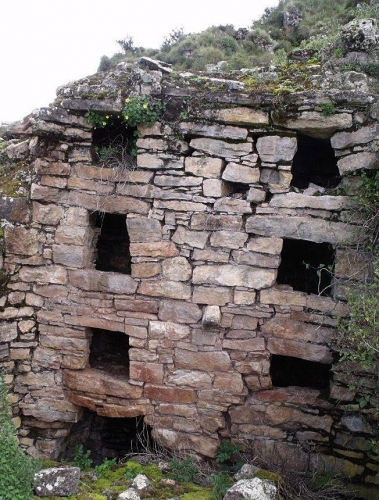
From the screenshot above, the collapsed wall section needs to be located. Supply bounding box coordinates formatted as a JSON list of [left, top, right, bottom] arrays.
[[0, 63, 378, 490]]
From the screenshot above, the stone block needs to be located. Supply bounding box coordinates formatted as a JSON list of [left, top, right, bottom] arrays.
[[331, 124, 378, 149], [167, 370, 212, 389], [267, 338, 333, 364], [131, 262, 161, 278], [149, 321, 190, 340], [4, 226, 41, 256], [269, 192, 353, 210], [190, 138, 253, 158], [137, 153, 164, 169], [193, 265, 276, 289], [19, 266, 67, 285], [162, 256, 192, 281], [234, 290, 257, 305], [154, 174, 202, 187], [130, 241, 179, 257], [185, 156, 224, 178], [223, 338, 265, 352], [154, 199, 208, 212], [214, 372, 244, 393], [214, 197, 252, 214], [179, 122, 248, 140], [262, 317, 333, 343], [52, 245, 92, 268], [209, 107, 269, 126], [222, 163, 260, 184], [191, 213, 243, 231], [192, 248, 230, 263], [247, 187, 267, 203], [126, 217, 162, 242], [210, 231, 248, 249], [55, 226, 90, 245], [69, 269, 138, 294], [260, 288, 307, 307], [152, 428, 219, 458], [231, 250, 280, 268], [273, 111, 353, 138], [138, 280, 191, 300], [158, 300, 202, 323], [203, 179, 232, 197], [256, 136, 297, 163], [32, 202, 64, 225], [202, 305, 221, 327], [144, 384, 197, 403], [193, 286, 232, 305], [175, 348, 231, 372], [130, 362, 164, 384], [172, 226, 209, 249], [246, 215, 359, 244], [247, 237, 283, 255], [0, 322, 18, 342]]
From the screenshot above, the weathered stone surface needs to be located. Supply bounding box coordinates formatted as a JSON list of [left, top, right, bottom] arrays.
[[52, 245, 91, 268], [224, 477, 277, 500], [126, 217, 162, 242], [267, 338, 333, 364], [193, 286, 232, 305], [214, 197, 252, 214], [4, 226, 41, 256], [131, 474, 153, 497], [144, 384, 196, 403], [19, 266, 67, 285], [247, 187, 267, 203], [202, 305, 221, 327], [192, 247, 230, 263], [149, 321, 190, 340], [247, 237, 283, 255], [152, 428, 219, 457], [162, 257, 192, 281], [231, 250, 279, 268], [222, 163, 260, 184], [210, 231, 248, 249], [154, 174, 202, 187], [130, 241, 179, 257], [0, 322, 18, 342], [159, 300, 202, 323], [262, 317, 333, 344], [203, 179, 232, 197], [269, 193, 353, 210], [69, 269, 138, 294], [246, 215, 359, 244], [179, 122, 248, 140], [172, 226, 209, 249], [167, 370, 212, 389], [55, 225, 90, 245], [138, 280, 191, 300], [193, 265, 276, 289], [337, 152, 379, 174], [185, 156, 224, 178], [256, 136, 297, 163], [341, 18, 379, 52], [175, 349, 231, 371], [131, 262, 161, 278], [190, 138, 252, 157], [208, 107, 269, 126], [273, 111, 353, 138], [118, 488, 141, 500], [331, 124, 379, 149], [191, 213, 243, 231], [63, 369, 142, 398], [32, 202, 64, 225], [34, 467, 80, 497]]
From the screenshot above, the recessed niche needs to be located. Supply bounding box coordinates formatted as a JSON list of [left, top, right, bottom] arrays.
[[61, 410, 150, 464], [89, 328, 129, 378], [94, 212, 131, 274], [277, 239, 335, 296], [291, 134, 340, 189], [270, 354, 332, 390], [92, 116, 137, 166]]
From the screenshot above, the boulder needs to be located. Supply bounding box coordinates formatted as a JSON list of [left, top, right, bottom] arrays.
[[341, 18, 379, 52], [33, 467, 80, 497], [131, 473, 154, 497], [118, 489, 141, 500], [223, 477, 277, 500]]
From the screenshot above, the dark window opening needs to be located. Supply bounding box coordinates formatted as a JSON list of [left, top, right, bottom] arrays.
[[277, 239, 335, 296], [271, 354, 332, 390], [225, 181, 250, 196], [291, 135, 340, 189], [94, 212, 131, 274], [92, 116, 137, 167], [61, 410, 150, 464], [89, 328, 129, 378]]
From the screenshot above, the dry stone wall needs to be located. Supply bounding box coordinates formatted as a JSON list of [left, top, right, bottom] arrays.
[[1, 61, 378, 491]]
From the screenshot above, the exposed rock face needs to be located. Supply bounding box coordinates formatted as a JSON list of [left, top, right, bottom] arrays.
[[33, 467, 80, 497], [0, 55, 378, 492], [224, 478, 277, 500], [341, 18, 379, 52]]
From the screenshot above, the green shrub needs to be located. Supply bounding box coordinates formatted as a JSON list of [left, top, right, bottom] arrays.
[[123, 96, 164, 127], [71, 444, 93, 470], [216, 439, 242, 466], [169, 456, 199, 483], [210, 473, 233, 500], [0, 374, 36, 500]]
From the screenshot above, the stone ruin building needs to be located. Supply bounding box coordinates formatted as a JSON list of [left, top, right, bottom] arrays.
[[1, 19, 379, 498]]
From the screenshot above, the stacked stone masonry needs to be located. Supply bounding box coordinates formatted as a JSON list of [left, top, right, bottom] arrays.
[[1, 62, 379, 493]]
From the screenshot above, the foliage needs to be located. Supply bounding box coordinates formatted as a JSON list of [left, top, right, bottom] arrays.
[[169, 456, 199, 483], [93, 457, 117, 478], [116, 35, 137, 54], [123, 96, 164, 127], [210, 473, 233, 500], [85, 111, 111, 129], [123, 460, 143, 479], [71, 444, 93, 470], [0, 374, 36, 500], [216, 439, 242, 466], [321, 102, 336, 116], [161, 28, 185, 51]]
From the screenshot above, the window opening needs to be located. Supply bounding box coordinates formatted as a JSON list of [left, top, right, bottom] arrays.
[[291, 134, 340, 189], [92, 116, 137, 168], [94, 212, 131, 274], [270, 354, 332, 390], [89, 328, 129, 378], [277, 239, 335, 296], [61, 410, 150, 464]]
